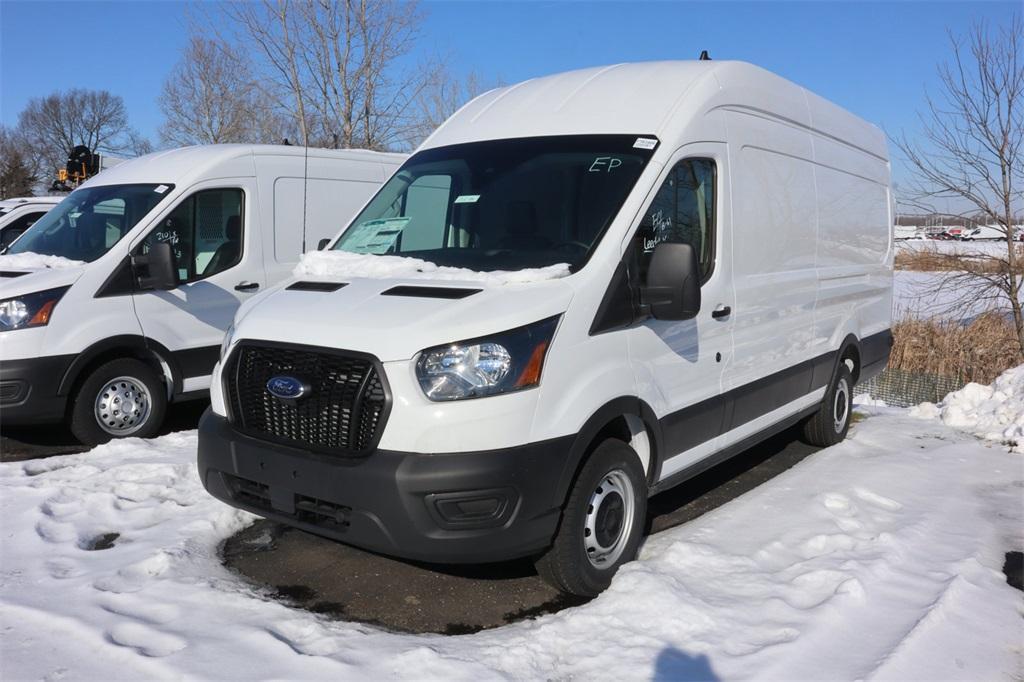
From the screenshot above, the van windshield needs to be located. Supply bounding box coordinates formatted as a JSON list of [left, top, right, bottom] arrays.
[[333, 135, 657, 271], [6, 184, 173, 263]]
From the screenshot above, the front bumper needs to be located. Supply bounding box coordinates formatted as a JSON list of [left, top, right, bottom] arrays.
[[197, 410, 573, 564], [0, 354, 74, 424]]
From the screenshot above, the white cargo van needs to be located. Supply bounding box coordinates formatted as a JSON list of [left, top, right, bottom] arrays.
[[0, 197, 63, 250], [0, 145, 404, 443], [198, 62, 894, 596]]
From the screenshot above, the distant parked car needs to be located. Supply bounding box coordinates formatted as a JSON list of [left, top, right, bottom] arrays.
[[961, 226, 1005, 241]]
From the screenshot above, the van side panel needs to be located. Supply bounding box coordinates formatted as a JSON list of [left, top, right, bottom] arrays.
[[811, 130, 893, 363], [725, 110, 819, 402]]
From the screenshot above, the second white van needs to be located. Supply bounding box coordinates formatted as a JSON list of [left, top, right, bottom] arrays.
[[199, 62, 893, 596], [0, 145, 404, 443]]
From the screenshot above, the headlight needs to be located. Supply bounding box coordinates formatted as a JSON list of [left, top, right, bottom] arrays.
[[416, 316, 559, 401], [220, 324, 236, 361], [0, 287, 69, 332]]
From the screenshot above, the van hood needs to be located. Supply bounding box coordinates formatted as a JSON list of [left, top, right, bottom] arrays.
[[233, 276, 575, 362], [0, 263, 85, 298]]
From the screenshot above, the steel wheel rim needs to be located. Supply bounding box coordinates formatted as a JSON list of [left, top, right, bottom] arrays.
[[833, 377, 849, 433], [94, 375, 151, 436], [583, 469, 636, 569]]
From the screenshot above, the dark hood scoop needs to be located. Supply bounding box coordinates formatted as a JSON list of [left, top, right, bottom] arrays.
[[381, 285, 481, 300], [288, 281, 348, 292]]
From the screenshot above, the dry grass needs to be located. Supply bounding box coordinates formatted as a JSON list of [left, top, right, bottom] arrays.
[[895, 244, 1024, 274], [889, 312, 1023, 384]]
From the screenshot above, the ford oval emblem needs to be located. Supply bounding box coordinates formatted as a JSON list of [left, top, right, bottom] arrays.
[[266, 375, 306, 400]]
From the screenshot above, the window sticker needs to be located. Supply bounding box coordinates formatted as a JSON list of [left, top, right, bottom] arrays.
[[633, 138, 657, 150], [343, 217, 410, 254], [154, 185, 170, 194], [453, 194, 480, 204]]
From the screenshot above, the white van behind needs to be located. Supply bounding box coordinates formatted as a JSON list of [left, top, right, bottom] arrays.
[[198, 61, 893, 596], [0, 196, 63, 250], [0, 144, 404, 443]]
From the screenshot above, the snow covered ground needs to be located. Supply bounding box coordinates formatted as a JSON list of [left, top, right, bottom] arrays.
[[2, 373, 1022, 680], [896, 240, 1018, 257], [894, 270, 1024, 320]]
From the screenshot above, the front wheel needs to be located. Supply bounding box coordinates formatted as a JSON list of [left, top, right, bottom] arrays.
[[69, 358, 168, 445], [802, 364, 853, 447], [535, 439, 647, 597]]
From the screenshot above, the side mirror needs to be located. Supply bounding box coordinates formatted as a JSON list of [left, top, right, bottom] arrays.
[[133, 242, 178, 291], [643, 242, 701, 320], [317, 238, 330, 251]]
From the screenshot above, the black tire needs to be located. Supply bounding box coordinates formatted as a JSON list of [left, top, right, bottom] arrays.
[[802, 363, 854, 447], [535, 439, 647, 597], [69, 358, 168, 445]]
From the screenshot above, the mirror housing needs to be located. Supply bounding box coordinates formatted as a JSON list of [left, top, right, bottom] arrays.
[[317, 238, 331, 251], [642, 242, 701, 320], [133, 242, 177, 291]]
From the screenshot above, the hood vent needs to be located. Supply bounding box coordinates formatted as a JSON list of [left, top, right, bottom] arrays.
[[381, 285, 481, 300], [0, 271, 29, 278], [287, 281, 347, 292]]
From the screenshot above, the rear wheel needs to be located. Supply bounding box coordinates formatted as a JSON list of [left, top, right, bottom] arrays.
[[802, 364, 853, 447], [535, 439, 647, 597], [69, 358, 167, 445]]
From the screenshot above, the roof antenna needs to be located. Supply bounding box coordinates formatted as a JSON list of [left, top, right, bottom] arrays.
[[699, 50, 711, 61]]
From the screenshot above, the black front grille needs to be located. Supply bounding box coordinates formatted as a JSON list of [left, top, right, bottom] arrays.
[[225, 342, 389, 455]]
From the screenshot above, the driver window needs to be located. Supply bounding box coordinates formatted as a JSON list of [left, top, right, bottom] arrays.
[[635, 158, 716, 282], [139, 188, 243, 284]]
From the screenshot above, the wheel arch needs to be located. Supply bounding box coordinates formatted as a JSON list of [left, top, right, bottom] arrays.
[[552, 397, 664, 509], [57, 335, 182, 399]]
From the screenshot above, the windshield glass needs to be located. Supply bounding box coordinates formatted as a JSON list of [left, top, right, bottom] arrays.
[[6, 184, 173, 262], [333, 135, 657, 271]]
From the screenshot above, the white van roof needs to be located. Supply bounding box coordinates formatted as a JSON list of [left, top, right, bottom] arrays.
[[0, 196, 63, 209], [421, 60, 887, 161], [82, 144, 407, 189]]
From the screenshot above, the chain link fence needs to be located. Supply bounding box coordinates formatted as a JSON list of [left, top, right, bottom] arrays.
[[855, 368, 966, 408]]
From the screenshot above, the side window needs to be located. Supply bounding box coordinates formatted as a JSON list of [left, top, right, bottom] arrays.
[[0, 211, 46, 248], [140, 188, 243, 284], [635, 158, 716, 282]]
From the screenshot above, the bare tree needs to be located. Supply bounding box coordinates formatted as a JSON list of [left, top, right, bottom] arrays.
[[215, 0, 437, 151], [0, 126, 38, 199], [159, 36, 281, 146], [16, 89, 146, 175], [895, 14, 1024, 354], [404, 68, 490, 147]]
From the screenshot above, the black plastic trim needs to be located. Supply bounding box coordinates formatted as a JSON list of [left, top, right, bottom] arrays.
[[381, 285, 481, 300], [287, 281, 348, 292], [172, 345, 220, 379], [0, 354, 76, 423], [0, 271, 29, 278]]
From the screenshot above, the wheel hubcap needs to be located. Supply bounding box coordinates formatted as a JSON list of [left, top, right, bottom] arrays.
[[583, 469, 636, 569], [95, 376, 151, 436], [833, 377, 849, 433]]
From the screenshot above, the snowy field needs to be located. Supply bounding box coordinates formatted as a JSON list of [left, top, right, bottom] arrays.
[[2, 371, 1022, 680], [896, 239, 1018, 257]]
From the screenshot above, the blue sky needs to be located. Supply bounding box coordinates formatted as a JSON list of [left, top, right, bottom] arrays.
[[0, 0, 1018, 186]]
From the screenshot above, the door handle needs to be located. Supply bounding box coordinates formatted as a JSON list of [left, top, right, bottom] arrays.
[[235, 281, 260, 291], [711, 304, 731, 319]]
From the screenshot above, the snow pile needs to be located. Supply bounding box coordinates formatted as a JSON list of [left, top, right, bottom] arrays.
[[0, 252, 85, 270], [295, 250, 570, 285], [2, 413, 1021, 680], [912, 364, 1024, 450]]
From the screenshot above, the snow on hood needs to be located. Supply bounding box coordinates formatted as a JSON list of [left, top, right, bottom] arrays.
[[294, 250, 571, 285], [0, 252, 85, 271], [911, 364, 1024, 450]]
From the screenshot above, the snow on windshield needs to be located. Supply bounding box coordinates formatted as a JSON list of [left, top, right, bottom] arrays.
[[0, 252, 85, 270], [294, 250, 571, 285]]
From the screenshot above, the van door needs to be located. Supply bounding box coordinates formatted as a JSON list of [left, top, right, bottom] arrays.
[[625, 144, 735, 481], [130, 181, 263, 393]]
